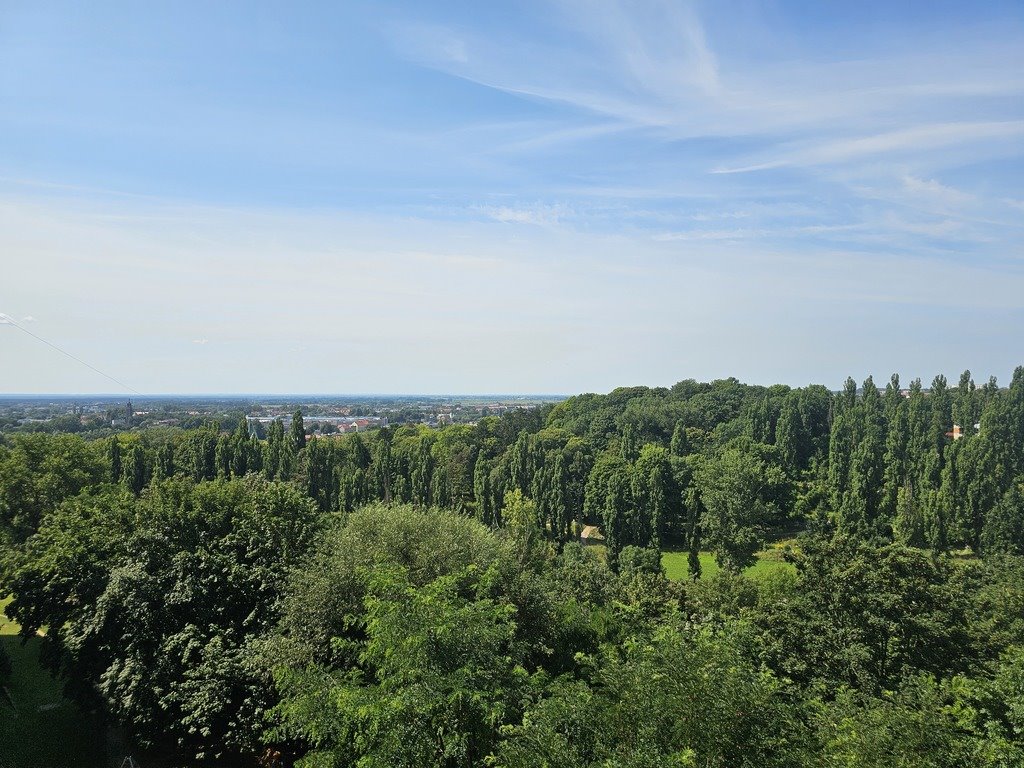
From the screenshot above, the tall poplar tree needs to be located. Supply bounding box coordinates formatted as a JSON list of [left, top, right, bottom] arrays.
[[265, 418, 285, 480], [880, 392, 909, 525], [108, 437, 122, 484], [473, 451, 493, 526], [602, 467, 630, 570], [954, 370, 977, 437], [775, 392, 806, 474], [290, 409, 306, 455], [843, 376, 886, 535], [929, 374, 952, 460]]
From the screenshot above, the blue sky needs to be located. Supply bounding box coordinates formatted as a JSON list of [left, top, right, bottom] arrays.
[[2, 0, 1023, 394]]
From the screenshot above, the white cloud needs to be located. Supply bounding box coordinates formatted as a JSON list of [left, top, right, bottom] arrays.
[[478, 202, 571, 226], [901, 175, 973, 207]]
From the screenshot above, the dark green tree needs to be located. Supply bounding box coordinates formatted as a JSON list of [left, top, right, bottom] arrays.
[[290, 409, 306, 455], [108, 436, 122, 484], [632, 444, 675, 549], [264, 418, 286, 480], [953, 369, 977, 437], [8, 477, 322, 762], [880, 390, 909, 525], [123, 443, 148, 496], [775, 391, 806, 474], [980, 483, 1024, 555], [473, 450, 493, 525], [602, 466, 631, 569], [670, 420, 690, 457]]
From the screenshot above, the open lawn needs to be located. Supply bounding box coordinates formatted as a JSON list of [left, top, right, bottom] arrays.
[[661, 545, 796, 581], [583, 542, 797, 581], [1, 596, 106, 768], [0, 595, 20, 635]]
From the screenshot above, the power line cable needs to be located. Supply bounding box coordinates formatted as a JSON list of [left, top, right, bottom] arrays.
[[0, 313, 142, 395]]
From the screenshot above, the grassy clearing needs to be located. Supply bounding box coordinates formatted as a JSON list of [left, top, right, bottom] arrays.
[[662, 551, 720, 580], [582, 542, 797, 581], [661, 543, 797, 582], [1, 595, 19, 634], [1, 596, 106, 768]]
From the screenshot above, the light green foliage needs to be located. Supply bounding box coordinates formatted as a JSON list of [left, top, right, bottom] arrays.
[[816, 674, 1023, 767], [696, 442, 790, 571], [501, 487, 538, 531], [755, 538, 975, 693], [495, 622, 804, 768], [322, 566, 529, 767], [0, 433, 106, 541], [275, 504, 506, 667], [271, 505, 561, 767]]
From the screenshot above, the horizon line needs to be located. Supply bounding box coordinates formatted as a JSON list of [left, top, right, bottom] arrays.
[[0, 392, 573, 399]]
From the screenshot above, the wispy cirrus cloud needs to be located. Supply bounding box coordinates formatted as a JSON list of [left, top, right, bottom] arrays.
[[713, 121, 1024, 174], [380, 0, 1024, 291], [393, 3, 1023, 141]]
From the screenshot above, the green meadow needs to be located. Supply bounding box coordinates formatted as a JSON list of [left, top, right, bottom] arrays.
[[661, 544, 796, 581]]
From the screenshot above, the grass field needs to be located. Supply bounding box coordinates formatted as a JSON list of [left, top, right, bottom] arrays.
[[661, 546, 796, 581], [583, 541, 797, 581], [1, 596, 106, 768]]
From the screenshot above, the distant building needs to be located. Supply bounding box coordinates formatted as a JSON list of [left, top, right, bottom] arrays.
[[247, 414, 387, 434], [580, 525, 605, 545], [946, 423, 982, 441]]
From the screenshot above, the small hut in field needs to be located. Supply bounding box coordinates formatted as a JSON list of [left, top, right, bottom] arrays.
[[580, 525, 605, 545]]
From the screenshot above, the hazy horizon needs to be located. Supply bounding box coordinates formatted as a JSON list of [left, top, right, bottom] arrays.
[[0, 365, 1016, 402]]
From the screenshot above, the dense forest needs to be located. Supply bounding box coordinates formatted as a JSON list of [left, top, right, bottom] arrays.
[[3, 370, 1024, 766]]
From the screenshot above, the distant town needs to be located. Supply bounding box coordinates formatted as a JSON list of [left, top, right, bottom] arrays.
[[0, 394, 567, 436]]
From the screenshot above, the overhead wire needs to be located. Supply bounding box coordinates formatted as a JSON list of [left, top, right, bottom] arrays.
[[0, 313, 143, 395]]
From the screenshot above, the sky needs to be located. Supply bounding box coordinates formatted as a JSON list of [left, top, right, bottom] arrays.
[[1, 0, 1023, 395]]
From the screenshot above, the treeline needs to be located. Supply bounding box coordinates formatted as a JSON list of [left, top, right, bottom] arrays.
[[3, 377, 830, 571], [9, 369, 1021, 566], [3, 370, 1024, 765], [823, 372, 1024, 553]]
